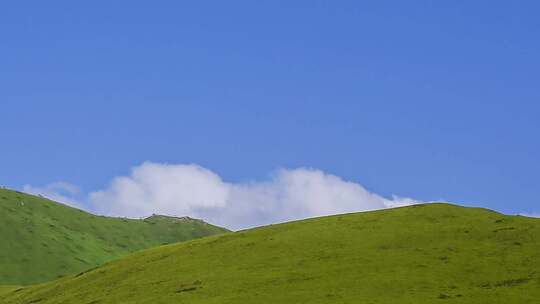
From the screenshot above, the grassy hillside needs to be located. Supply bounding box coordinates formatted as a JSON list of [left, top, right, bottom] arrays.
[[0, 286, 19, 297], [2, 203, 538, 303], [0, 188, 228, 285]]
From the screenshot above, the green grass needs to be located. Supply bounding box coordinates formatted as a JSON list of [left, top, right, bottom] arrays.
[[0, 286, 20, 297], [2, 203, 538, 303], [0, 188, 228, 286]]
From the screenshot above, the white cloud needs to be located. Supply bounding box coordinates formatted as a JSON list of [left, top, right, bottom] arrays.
[[89, 163, 229, 218], [25, 163, 540, 230], [23, 181, 83, 209], [87, 162, 420, 230], [520, 212, 540, 218]]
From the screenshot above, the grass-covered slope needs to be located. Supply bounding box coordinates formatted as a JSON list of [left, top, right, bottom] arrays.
[[0, 188, 228, 286], [3, 203, 539, 303], [0, 286, 19, 297]]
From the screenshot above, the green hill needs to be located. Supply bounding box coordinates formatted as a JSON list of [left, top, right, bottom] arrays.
[[0, 188, 228, 286], [2, 203, 538, 303]]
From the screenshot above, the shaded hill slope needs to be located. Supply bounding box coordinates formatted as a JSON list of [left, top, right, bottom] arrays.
[[0, 188, 228, 285], [3, 203, 539, 303]]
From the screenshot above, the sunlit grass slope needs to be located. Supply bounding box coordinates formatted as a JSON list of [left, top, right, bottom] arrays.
[[3, 203, 539, 303], [0, 188, 228, 286], [0, 286, 19, 297]]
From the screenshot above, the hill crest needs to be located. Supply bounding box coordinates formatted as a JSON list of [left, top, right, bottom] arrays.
[[0, 188, 228, 285], [3, 202, 538, 303]]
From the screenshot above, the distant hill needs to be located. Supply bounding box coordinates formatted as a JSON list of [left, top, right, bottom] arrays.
[[0, 188, 228, 285], [2, 203, 538, 303]]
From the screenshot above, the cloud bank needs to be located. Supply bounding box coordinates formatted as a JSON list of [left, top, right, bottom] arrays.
[[521, 212, 540, 218], [27, 162, 422, 230], [23, 182, 83, 209]]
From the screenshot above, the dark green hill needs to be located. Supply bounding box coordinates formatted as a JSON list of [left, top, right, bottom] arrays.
[[0, 188, 228, 285], [2, 203, 538, 303]]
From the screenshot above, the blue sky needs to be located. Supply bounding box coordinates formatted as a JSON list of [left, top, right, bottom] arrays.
[[1, 1, 539, 224]]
